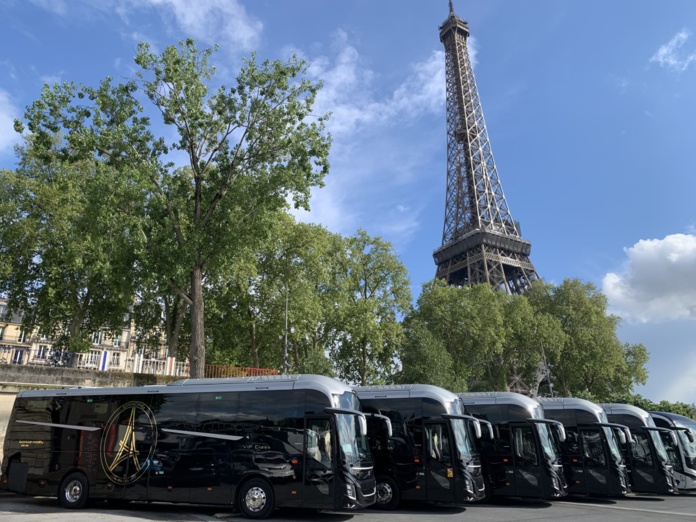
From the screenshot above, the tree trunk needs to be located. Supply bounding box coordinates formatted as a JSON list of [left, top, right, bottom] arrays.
[[249, 320, 259, 368], [189, 264, 205, 378], [361, 341, 368, 385], [167, 298, 186, 359]]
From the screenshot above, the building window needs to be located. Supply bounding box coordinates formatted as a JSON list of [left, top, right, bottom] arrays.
[[0, 326, 4, 340], [87, 350, 101, 367], [0, 304, 6, 320], [113, 333, 121, 347], [17, 329, 26, 343], [91, 331, 103, 345], [35, 345, 49, 360], [110, 352, 121, 367], [12, 349, 25, 365]]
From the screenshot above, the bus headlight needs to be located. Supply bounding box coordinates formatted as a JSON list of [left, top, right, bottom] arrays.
[[346, 483, 356, 500]]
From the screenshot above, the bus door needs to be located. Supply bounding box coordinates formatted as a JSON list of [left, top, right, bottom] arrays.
[[628, 429, 663, 493], [656, 429, 683, 477], [423, 420, 456, 502], [304, 416, 336, 509], [578, 426, 609, 494], [511, 423, 542, 498], [561, 427, 587, 494], [485, 424, 517, 497]]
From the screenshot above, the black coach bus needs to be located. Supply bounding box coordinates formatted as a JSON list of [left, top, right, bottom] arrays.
[[354, 384, 486, 510], [538, 397, 630, 497], [601, 403, 678, 495], [458, 392, 567, 501], [650, 411, 696, 492], [0, 374, 376, 519]]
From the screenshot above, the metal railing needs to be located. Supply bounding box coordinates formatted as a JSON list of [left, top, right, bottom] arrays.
[[0, 345, 277, 378]]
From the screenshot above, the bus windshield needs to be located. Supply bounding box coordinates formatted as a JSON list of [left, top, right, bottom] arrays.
[[648, 430, 670, 464], [337, 391, 361, 410], [535, 423, 559, 461], [336, 413, 371, 464], [450, 418, 476, 459], [603, 426, 623, 463], [675, 425, 696, 467]]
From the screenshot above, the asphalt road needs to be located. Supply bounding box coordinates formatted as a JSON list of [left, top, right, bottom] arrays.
[[1, 491, 696, 521]]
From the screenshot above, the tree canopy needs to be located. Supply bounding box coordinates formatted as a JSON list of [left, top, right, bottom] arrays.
[[10, 39, 331, 376], [399, 278, 648, 400]]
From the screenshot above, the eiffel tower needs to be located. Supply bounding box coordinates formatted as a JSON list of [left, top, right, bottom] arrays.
[[433, 1, 539, 294]]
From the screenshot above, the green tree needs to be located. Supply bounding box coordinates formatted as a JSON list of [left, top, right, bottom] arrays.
[[205, 213, 340, 375], [526, 279, 648, 399], [16, 40, 330, 376], [396, 317, 463, 390], [330, 230, 412, 385], [405, 279, 477, 386], [0, 148, 143, 351], [405, 280, 508, 390]]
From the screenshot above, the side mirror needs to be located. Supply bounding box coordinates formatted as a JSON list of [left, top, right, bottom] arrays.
[[682, 429, 695, 443], [373, 413, 393, 438], [625, 429, 635, 445], [670, 431, 679, 446], [358, 414, 367, 437], [616, 429, 626, 445], [470, 418, 482, 439], [482, 420, 494, 440], [554, 422, 566, 443]]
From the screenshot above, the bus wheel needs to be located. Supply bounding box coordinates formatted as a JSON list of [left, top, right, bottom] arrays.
[[239, 478, 275, 519], [59, 472, 89, 509], [374, 475, 400, 510]]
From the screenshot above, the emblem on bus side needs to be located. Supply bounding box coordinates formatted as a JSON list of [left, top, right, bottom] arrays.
[[99, 401, 158, 485]]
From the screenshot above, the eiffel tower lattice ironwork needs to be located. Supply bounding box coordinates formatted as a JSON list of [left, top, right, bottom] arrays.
[[433, 1, 539, 294]]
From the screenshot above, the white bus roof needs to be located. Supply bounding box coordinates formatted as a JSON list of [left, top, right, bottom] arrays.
[[16, 374, 352, 399], [600, 403, 655, 427], [538, 397, 605, 417], [354, 384, 459, 403]]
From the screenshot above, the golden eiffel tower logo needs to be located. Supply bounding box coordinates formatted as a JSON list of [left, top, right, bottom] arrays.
[[109, 406, 141, 473]]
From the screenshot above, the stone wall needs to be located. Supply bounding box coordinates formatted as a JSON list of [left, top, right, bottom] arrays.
[[0, 364, 181, 464]]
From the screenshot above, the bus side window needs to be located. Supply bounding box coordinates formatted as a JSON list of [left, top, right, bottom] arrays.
[[425, 424, 451, 464], [580, 429, 606, 467], [565, 431, 580, 456], [306, 420, 332, 465], [631, 433, 654, 467], [513, 427, 538, 466], [307, 429, 321, 462], [411, 422, 424, 456]]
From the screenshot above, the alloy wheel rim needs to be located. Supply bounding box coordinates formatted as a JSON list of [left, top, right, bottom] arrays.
[[245, 486, 267, 512]]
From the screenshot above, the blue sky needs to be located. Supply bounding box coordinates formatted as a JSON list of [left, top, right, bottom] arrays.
[[1, 0, 696, 404]]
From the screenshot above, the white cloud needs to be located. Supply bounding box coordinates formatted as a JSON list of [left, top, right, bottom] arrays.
[[609, 74, 630, 94], [291, 32, 445, 239], [303, 31, 444, 142], [468, 36, 479, 68], [40, 74, 63, 86], [135, 0, 262, 52], [603, 234, 696, 323], [649, 29, 696, 72], [29, 0, 68, 16], [0, 89, 21, 152], [30, 0, 262, 53]]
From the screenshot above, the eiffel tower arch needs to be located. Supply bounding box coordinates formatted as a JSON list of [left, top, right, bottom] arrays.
[[433, 1, 539, 294]]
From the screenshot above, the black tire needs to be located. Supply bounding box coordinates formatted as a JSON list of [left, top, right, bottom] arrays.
[[238, 478, 275, 519], [58, 472, 90, 509], [374, 475, 400, 510]]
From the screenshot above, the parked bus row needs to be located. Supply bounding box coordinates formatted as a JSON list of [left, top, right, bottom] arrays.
[[1, 375, 694, 519]]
